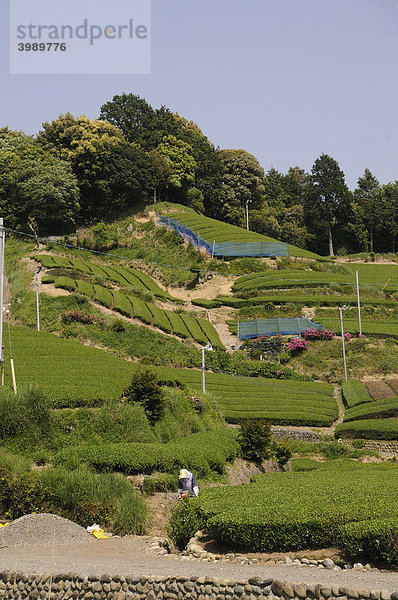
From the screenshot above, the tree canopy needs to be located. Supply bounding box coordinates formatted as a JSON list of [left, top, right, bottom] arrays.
[[0, 129, 80, 234]]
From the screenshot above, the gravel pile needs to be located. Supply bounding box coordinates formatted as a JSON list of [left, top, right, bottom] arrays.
[[0, 513, 95, 548]]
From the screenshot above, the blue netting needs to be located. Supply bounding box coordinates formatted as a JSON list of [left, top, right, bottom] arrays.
[[237, 317, 321, 340], [157, 215, 289, 257]]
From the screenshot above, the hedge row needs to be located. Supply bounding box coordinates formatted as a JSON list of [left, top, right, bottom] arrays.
[[166, 212, 320, 259], [342, 380, 374, 408], [340, 517, 398, 567], [344, 398, 398, 422], [213, 295, 397, 309], [54, 430, 240, 477], [170, 464, 398, 556], [335, 419, 398, 440], [34, 254, 174, 300], [52, 276, 224, 348]]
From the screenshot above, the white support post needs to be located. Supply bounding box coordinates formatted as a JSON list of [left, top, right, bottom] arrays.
[[245, 200, 249, 231], [35, 268, 41, 332], [201, 346, 206, 394], [339, 306, 348, 382], [356, 270, 362, 336], [0, 218, 4, 378]]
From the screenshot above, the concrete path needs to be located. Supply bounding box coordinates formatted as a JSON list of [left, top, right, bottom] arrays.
[[1, 536, 398, 594]]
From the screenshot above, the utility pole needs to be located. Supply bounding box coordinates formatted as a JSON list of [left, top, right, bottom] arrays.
[[338, 305, 348, 382], [35, 267, 41, 331], [245, 200, 250, 231], [0, 218, 4, 385], [201, 342, 213, 394], [356, 271, 362, 336]]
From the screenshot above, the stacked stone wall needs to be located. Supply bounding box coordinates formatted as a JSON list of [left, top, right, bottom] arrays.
[[0, 571, 396, 600]]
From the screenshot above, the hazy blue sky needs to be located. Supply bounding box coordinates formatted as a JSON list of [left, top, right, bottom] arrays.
[[1, 0, 398, 189]]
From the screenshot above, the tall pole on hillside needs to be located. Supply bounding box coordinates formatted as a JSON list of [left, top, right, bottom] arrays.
[[35, 267, 41, 332], [338, 305, 348, 382], [201, 342, 213, 394], [356, 271, 362, 336], [245, 200, 249, 231], [0, 218, 4, 385]]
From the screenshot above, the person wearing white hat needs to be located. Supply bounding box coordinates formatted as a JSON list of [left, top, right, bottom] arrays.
[[177, 468, 199, 499]]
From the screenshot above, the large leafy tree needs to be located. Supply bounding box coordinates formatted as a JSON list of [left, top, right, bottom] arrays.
[[219, 149, 265, 226], [37, 113, 153, 222], [379, 182, 398, 253], [304, 154, 351, 256], [250, 167, 311, 248], [99, 93, 180, 150], [156, 135, 196, 193], [0, 129, 79, 234], [353, 169, 381, 252], [173, 114, 223, 214]]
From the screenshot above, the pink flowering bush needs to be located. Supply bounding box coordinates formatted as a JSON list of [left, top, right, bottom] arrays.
[[287, 337, 309, 354], [344, 332, 352, 342], [61, 311, 105, 326], [302, 328, 335, 341]]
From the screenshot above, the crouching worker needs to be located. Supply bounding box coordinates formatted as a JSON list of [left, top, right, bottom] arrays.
[[177, 468, 199, 499]]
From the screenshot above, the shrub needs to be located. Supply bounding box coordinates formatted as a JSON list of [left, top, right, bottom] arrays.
[[287, 337, 309, 354], [342, 380, 373, 408], [167, 497, 204, 550], [61, 310, 104, 326], [123, 369, 166, 425], [273, 441, 292, 466], [0, 386, 50, 441], [142, 472, 176, 495], [302, 328, 335, 341], [340, 518, 398, 567], [238, 419, 272, 461], [54, 276, 76, 292]]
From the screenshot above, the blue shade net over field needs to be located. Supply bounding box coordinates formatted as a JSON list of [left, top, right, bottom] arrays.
[[238, 317, 320, 340], [157, 216, 289, 258]]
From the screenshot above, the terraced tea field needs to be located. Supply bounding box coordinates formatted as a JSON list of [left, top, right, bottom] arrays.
[[337, 378, 398, 440], [2, 326, 336, 426], [35, 255, 224, 349], [179, 462, 398, 563], [164, 211, 320, 259]]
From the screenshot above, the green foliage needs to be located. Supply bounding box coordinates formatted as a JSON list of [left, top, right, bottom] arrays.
[[273, 441, 292, 466], [342, 380, 374, 408], [290, 457, 322, 472], [178, 463, 398, 554], [40, 466, 148, 534], [54, 276, 76, 292], [38, 112, 153, 223], [55, 430, 240, 477], [163, 207, 320, 259], [123, 368, 166, 425], [142, 472, 176, 495], [167, 497, 204, 550], [340, 518, 398, 567], [344, 398, 398, 422], [0, 386, 50, 441], [238, 419, 272, 461], [0, 129, 80, 234], [336, 419, 398, 440]]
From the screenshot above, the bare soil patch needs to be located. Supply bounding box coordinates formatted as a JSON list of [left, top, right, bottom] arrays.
[[364, 380, 396, 400]]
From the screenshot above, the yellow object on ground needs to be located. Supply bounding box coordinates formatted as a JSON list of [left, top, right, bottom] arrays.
[[0, 523, 9, 528], [91, 528, 109, 539]]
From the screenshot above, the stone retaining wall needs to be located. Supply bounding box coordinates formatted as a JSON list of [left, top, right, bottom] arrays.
[[0, 571, 397, 600], [272, 427, 320, 442], [340, 439, 398, 454]]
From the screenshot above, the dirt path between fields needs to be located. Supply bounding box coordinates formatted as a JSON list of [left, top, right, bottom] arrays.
[[1, 536, 398, 592]]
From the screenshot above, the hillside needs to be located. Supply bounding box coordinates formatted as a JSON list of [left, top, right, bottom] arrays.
[[156, 203, 322, 259], [5, 219, 398, 566]]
